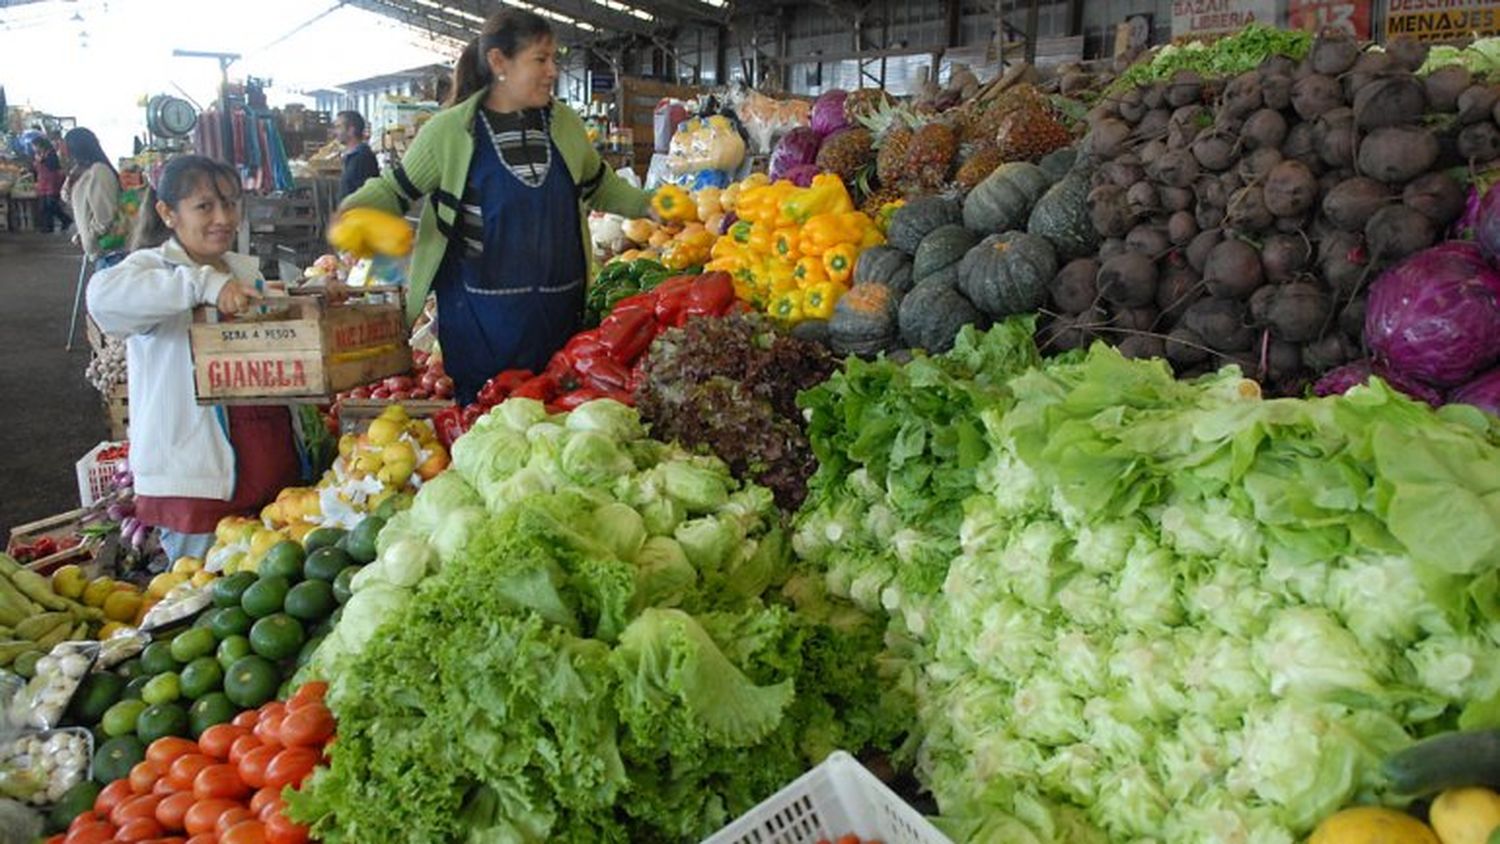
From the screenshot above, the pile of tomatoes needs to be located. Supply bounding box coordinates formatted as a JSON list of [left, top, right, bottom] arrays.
[[52, 682, 333, 844]]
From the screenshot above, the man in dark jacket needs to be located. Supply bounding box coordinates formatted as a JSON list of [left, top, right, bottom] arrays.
[[336, 111, 381, 200]]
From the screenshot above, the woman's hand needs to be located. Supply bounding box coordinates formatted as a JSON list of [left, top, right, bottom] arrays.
[[216, 279, 261, 316]]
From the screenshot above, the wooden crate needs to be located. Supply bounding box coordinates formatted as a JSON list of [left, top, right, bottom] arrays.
[[190, 295, 411, 403], [104, 384, 128, 441], [7, 508, 99, 575]]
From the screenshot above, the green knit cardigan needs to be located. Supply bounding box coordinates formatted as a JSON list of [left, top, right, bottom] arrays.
[[341, 91, 651, 324]]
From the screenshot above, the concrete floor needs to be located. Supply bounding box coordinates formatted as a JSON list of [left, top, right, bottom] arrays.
[[0, 232, 110, 537]]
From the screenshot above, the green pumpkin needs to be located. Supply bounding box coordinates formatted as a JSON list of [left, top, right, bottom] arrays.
[[828, 282, 901, 357], [853, 246, 915, 295], [888, 196, 962, 254], [958, 231, 1058, 319], [1038, 146, 1079, 182], [962, 162, 1052, 234], [913, 225, 980, 283], [1027, 171, 1099, 260], [899, 277, 986, 353]]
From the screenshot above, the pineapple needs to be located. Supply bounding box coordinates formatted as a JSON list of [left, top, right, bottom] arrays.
[[844, 88, 894, 125], [995, 100, 1072, 162], [955, 144, 1004, 191], [876, 126, 913, 190], [905, 122, 959, 190], [859, 187, 904, 217], [815, 127, 874, 185]]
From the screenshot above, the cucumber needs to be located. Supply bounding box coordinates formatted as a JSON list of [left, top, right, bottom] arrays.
[[1384, 729, 1500, 795]]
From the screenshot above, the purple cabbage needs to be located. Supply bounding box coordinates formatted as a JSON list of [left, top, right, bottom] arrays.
[[1475, 180, 1500, 260], [810, 89, 849, 137], [769, 127, 821, 181], [1312, 359, 1445, 406], [1365, 241, 1500, 388], [782, 164, 821, 187], [1451, 367, 1500, 416]]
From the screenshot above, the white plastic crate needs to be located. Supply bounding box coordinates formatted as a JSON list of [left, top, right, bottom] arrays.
[[701, 751, 953, 844], [75, 441, 127, 507]]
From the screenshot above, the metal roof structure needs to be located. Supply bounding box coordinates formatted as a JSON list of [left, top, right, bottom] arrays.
[[347, 0, 730, 50]]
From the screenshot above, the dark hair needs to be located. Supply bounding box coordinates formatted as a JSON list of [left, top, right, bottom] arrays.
[[131, 155, 242, 252], [448, 9, 554, 106], [336, 110, 366, 137], [63, 127, 118, 183], [31, 136, 52, 152]]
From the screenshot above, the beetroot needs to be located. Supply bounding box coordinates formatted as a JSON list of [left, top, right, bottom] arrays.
[[1167, 210, 1199, 245], [1226, 186, 1274, 233], [1458, 122, 1500, 163], [1263, 282, 1330, 343], [1050, 258, 1100, 314], [1192, 132, 1235, 172], [1262, 233, 1312, 282], [1322, 177, 1390, 232], [1365, 205, 1437, 262], [1160, 186, 1194, 212], [1167, 70, 1204, 107], [1117, 334, 1167, 360], [1358, 126, 1439, 184], [1186, 228, 1223, 273], [1183, 297, 1253, 351], [1203, 238, 1264, 299], [1386, 36, 1429, 72], [1353, 75, 1426, 129], [1366, 241, 1500, 387], [1157, 263, 1204, 321], [1098, 252, 1158, 307], [1313, 108, 1357, 169], [1292, 74, 1343, 121], [1310, 29, 1360, 75], [1424, 65, 1470, 113], [1402, 173, 1466, 227], [1089, 184, 1135, 237], [1150, 149, 1200, 188], [1125, 224, 1170, 256], [1264, 160, 1319, 218], [1458, 85, 1500, 125], [1089, 119, 1132, 159], [1343, 51, 1397, 102], [1166, 326, 1211, 366], [1242, 109, 1288, 150], [1451, 367, 1500, 416]]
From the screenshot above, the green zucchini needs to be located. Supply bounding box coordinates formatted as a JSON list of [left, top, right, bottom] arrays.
[[1383, 729, 1500, 795]]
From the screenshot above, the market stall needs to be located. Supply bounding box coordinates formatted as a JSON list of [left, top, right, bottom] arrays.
[[10, 23, 1500, 844]]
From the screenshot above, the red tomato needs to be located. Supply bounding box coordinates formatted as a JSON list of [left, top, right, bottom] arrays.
[[68, 812, 101, 833], [155, 791, 197, 832], [41, 835, 64, 844], [216, 807, 256, 836], [111, 794, 165, 828], [184, 799, 242, 837], [115, 817, 166, 841], [145, 738, 199, 769], [95, 779, 134, 815], [229, 734, 263, 765], [249, 787, 280, 817], [221, 819, 268, 844], [130, 760, 164, 794], [238, 745, 280, 789], [285, 683, 326, 711], [198, 725, 250, 760], [194, 764, 250, 801], [186, 835, 217, 844], [278, 705, 334, 748], [153, 777, 179, 795], [63, 822, 115, 844], [232, 711, 260, 729], [257, 796, 286, 823], [264, 813, 310, 844], [166, 755, 216, 791], [263, 748, 320, 791], [256, 702, 287, 723], [140, 838, 188, 844]]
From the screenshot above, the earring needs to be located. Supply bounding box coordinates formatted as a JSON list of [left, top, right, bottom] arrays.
[[497, 74, 507, 82]]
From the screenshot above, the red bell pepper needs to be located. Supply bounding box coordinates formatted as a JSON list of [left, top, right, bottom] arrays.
[[575, 355, 632, 393], [554, 387, 607, 410], [652, 274, 696, 297], [597, 301, 658, 364], [460, 403, 486, 429], [683, 271, 735, 320], [556, 330, 606, 370], [653, 285, 693, 328], [433, 406, 468, 448], [612, 292, 657, 313], [493, 369, 535, 392], [627, 362, 647, 395], [510, 374, 560, 402]]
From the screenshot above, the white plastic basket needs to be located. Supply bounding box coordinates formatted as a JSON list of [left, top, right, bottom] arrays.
[[701, 751, 953, 844], [75, 441, 127, 507]]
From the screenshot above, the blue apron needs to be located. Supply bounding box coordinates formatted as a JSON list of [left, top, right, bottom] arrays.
[[434, 118, 587, 405]]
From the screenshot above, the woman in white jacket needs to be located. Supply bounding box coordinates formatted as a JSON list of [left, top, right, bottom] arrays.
[[61, 128, 128, 269], [87, 156, 301, 561]]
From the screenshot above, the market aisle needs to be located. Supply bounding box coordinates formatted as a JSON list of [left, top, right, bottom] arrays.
[[0, 232, 110, 536]]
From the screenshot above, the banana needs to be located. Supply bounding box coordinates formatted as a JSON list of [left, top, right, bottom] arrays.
[[32, 619, 73, 651], [10, 569, 69, 611], [0, 640, 37, 666], [15, 612, 69, 641]]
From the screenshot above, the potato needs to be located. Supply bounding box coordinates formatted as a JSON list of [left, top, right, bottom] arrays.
[[1204, 238, 1264, 299], [1357, 126, 1440, 183], [1264, 160, 1319, 218]]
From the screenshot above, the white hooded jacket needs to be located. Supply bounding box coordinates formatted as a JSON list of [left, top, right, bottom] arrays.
[[86, 239, 264, 500]]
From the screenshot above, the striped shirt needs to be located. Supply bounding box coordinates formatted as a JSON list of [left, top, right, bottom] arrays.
[[458, 106, 552, 256]]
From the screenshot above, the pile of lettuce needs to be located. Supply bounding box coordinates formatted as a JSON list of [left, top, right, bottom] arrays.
[[289, 399, 908, 843]]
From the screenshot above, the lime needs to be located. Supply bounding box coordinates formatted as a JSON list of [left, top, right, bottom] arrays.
[[249, 613, 306, 661], [192, 611, 216, 629], [141, 672, 181, 706], [12, 650, 42, 679], [296, 634, 326, 670], [343, 516, 384, 564], [67, 673, 126, 726], [372, 493, 411, 521], [217, 635, 253, 670], [284, 580, 336, 622], [170, 627, 217, 663], [180, 657, 224, 700], [139, 641, 180, 676], [115, 658, 144, 680], [241, 575, 291, 619], [101, 699, 149, 738], [260, 541, 306, 581], [136, 702, 190, 743], [332, 565, 360, 604], [209, 606, 254, 639], [213, 571, 258, 608], [224, 656, 280, 709], [304, 546, 354, 582], [92, 735, 145, 783], [303, 526, 347, 554], [122, 676, 150, 701], [188, 692, 237, 737], [49, 780, 102, 832]]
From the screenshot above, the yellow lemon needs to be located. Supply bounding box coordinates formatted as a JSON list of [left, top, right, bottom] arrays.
[[367, 417, 403, 446], [1309, 807, 1439, 844], [381, 441, 416, 467], [299, 490, 322, 518], [249, 529, 285, 560], [102, 589, 142, 623], [82, 578, 117, 608], [338, 433, 358, 460], [50, 565, 87, 600], [260, 501, 284, 525], [286, 521, 316, 543], [190, 570, 216, 588], [378, 403, 410, 423], [377, 461, 415, 488], [366, 489, 395, 513], [147, 572, 187, 599], [172, 556, 204, 575], [221, 551, 247, 575], [353, 452, 385, 476]]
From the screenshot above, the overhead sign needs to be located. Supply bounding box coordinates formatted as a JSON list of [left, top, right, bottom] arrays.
[[1171, 0, 1277, 39], [1288, 0, 1373, 38], [1386, 0, 1500, 43]]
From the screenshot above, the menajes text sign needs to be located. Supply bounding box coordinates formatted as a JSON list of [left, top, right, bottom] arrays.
[[1386, 0, 1500, 43], [1171, 0, 1277, 37], [1288, 0, 1373, 38]]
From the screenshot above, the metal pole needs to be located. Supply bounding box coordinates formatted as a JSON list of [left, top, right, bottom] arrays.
[[1024, 0, 1039, 65], [66, 255, 90, 351]]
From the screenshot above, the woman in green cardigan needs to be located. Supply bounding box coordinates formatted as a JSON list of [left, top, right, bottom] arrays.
[[342, 8, 653, 404]]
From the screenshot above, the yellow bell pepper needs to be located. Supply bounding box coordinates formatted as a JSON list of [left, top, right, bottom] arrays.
[[746, 222, 774, 257], [695, 187, 723, 222], [769, 289, 805, 323], [720, 182, 743, 212], [651, 184, 697, 223], [803, 281, 847, 320], [822, 243, 858, 284], [794, 256, 829, 287], [781, 173, 855, 224], [763, 258, 797, 295], [874, 200, 904, 234], [798, 213, 865, 258], [773, 228, 801, 262]]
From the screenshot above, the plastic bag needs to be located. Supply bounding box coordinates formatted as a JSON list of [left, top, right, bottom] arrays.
[[0, 729, 92, 807], [8, 642, 98, 732], [95, 627, 149, 670], [0, 797, 44, 841], [667, 115, 746, 174], [138, 582, 213, 634], [727, 84, 811, 154]]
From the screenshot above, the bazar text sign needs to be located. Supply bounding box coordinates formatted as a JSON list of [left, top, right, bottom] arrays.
[[1288, 0, 1372, 38], [1386, 0, 1500, 43], [1172, 0, 1277, 37]]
